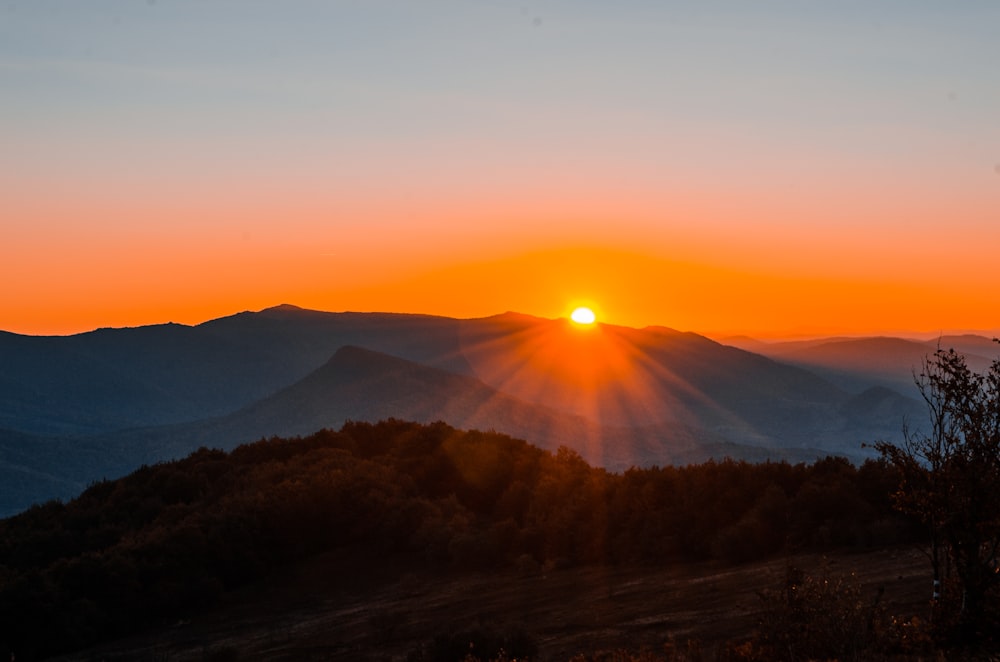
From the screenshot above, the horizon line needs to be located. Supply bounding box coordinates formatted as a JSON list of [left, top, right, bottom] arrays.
[[4, 302, 999, 344]]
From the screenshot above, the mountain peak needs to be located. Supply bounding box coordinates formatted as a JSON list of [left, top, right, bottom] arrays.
[[328, 344, 410, 368], [476, 311, 547, 323], [260, 303, 308, 316]]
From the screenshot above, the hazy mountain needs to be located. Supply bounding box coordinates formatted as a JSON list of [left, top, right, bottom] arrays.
[[0, 306, 476, 436], [928, 335, 999, 363], [0, 321, 301, 436], [723, 335, 997, 396], [454, 315, 881, 452], [0, 428, 135, 517], [0, 343, 839, 516], [2, 305, 847, 439], [92, 345, 830, 474], [712, 334, 772, 354], [841, 386, 926, 428], [105, 345, 598, 464], [0, 305, 940, 515]]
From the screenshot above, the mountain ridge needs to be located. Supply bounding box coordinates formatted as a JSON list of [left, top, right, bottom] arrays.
[[1, 305, 966, 516], [88, 344, 819, 476]]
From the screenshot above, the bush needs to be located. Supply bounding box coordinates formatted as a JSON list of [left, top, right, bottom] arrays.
[[752, 564, 888, 661]]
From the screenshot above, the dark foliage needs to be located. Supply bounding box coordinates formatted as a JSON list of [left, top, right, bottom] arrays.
[[751, 563, 889, 661], [875, 345, 1000, 644], [407, 624, 538, 662], [0, 420, 916, 659]]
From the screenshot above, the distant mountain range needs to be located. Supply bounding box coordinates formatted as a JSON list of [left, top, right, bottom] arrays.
[[2, 304, 995, 516], [722, 334, 997, 394]]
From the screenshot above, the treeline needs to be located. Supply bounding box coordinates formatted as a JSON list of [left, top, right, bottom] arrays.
[[0, 420, 918, 659]]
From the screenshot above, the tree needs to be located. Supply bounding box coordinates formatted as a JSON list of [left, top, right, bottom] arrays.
[[875, 343, 1000, 639]]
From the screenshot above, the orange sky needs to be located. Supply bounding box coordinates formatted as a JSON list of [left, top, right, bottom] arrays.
[[3, 3, 1000, 338], [6, 223, 1000, 339]]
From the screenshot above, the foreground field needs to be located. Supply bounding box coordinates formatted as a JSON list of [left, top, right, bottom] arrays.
[[55, 545, 929, 661]]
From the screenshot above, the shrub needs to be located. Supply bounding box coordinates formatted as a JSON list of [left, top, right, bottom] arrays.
[[752, 564, 888, 661]]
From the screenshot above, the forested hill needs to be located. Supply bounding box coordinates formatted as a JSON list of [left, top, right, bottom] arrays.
[[0, 419, 916, 660]]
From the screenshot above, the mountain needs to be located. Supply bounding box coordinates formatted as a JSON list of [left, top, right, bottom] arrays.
[[0, 428, 133, 517], [927, 335, 999, 363], [0, 305, 840, 438], [0, 305, 940, 515], [105, 345, 599, 464], [89, 345, 829, 476], [724, 335, 997, 395], [0, 342, 839, 517], [454, 316, 887, 451], [0, 306, 487, 437], [0, 420, 917, 661]]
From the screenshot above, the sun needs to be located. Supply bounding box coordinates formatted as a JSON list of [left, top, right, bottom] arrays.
[[570, 306, 597, 325]]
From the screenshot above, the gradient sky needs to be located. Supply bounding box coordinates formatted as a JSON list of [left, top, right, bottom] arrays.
[[3, 1, 999, 338]]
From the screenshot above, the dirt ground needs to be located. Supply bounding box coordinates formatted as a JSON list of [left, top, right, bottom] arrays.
[[54, 546, 931, 661]]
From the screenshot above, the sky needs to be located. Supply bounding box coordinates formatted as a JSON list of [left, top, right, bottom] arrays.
[[3, 1, 999, 338]]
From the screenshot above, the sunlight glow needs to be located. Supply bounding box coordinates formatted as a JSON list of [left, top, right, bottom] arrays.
[[453, 313, 751, 468], [571, 307, 597, 325]]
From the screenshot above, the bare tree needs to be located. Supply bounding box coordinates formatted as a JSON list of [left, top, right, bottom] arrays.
[[875, 343, 1000, 638]]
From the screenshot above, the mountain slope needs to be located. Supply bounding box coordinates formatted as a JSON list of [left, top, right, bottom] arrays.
[[100, 345, 746, 473], [0, 306, 477, 436], [455, 315, 867, 451], [0, 305, 938, 515], [0, 345, 843, 515], [1, 306, 863, 449], [730, 335, 996, 395], [0, 428, 130, 517]]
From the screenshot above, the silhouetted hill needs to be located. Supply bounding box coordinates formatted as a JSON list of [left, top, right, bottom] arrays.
[[0, 421, 918, 660]]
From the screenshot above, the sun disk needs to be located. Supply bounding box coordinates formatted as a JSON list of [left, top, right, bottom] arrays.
[[571, 307, 597, 325]]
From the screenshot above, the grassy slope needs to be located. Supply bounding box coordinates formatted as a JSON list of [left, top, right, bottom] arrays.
[[52, 546, 930, 661]]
